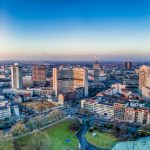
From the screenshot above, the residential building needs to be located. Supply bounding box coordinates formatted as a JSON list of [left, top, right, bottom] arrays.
[[114, 102, 128, 121]]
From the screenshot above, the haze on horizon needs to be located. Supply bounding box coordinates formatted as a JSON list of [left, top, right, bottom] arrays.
[[0, 0, 150, 61]]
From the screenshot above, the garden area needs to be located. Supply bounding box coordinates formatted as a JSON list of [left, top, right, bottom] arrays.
[[86, 127, 119, 149]]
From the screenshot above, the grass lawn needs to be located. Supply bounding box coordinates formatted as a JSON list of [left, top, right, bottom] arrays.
[[16, 119, 80, 150], [44, 119, 80, 150], [86, 130, 118, 149]]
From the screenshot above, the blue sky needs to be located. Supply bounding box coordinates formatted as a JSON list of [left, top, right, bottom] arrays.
[[0, 0, 150, 60]]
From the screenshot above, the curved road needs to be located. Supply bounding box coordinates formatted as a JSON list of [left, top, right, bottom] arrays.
[[76, 118, 102, 150]]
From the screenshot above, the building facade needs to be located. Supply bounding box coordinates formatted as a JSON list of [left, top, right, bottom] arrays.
[[11, 63, 23, 89], [125, 62, 132, 70], [139, 65, 150, 90], [93, 61, 100, 84], [32, 65, 46, 86], [53, 67, 88, 97]]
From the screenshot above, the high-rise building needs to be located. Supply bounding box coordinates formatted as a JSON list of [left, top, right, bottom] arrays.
[[125, 62, 132, 70], [32, 65, 46, 86], [93, 61, 100, 84], [53, 67, 88, 97], [139, 65, 150, 90], [11, 63, 23, 89]]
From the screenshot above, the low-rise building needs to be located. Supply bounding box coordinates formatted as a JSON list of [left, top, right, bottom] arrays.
[[0, 101, 11, 120], [81, 98, 114, 119]]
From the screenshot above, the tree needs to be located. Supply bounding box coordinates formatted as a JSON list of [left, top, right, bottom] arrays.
[[28, 130, 51, 150], [0, 132, 13, 150], [33, 116, 43, 129], [69, 121, 81, 132], [13, 139, 23, 150], [26, 119, 35, 132], [11, 122, 27, 137], [89, 128, 94, 132]]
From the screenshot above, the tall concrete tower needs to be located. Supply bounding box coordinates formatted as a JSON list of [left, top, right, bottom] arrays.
[[11, 63, 23, 89], [52, 68, 58, 96], [125, 62, 132, 70], [93, 61, 100, 84], [83, 68, 89, 97]]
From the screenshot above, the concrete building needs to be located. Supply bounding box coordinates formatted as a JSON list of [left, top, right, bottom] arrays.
[[0, 101, 11, 120], [139, 65, 150, 90], [139, 65, 150, 100], [81, 98, 114, 119], [93, 61, 100, 84], [11, 63, 23, 89], [114, 102, 128, 121], [125, 62, 132, 70], [53, 67, 88, 97], [105, 84, 126, 95], [123, 74, 139, 90], [125, 107, 136, 123], [23, 75, 33, 88], [32, 65, 46, 86], [141, 76, 150, 100], [125, 107, 150, 125]]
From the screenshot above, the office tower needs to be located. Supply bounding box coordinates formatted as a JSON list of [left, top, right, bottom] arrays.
[[11, 63, 23, 89], [32, 65, 46, 86], [125, 62, 132, 70], [139, 65, 150, 90], [93, 61, 100, 83], [53, 67, 88, 97]]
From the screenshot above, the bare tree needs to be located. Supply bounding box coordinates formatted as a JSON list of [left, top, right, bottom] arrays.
[[11, 122, 27, 137], [28, 130, 51, 150], [26, 119, 35, 132], [33, 116, 43, 129]]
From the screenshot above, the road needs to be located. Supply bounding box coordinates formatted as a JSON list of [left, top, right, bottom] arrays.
[[76, 118, 101, 150]]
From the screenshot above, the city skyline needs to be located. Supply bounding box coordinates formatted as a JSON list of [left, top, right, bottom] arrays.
[[1, 0, 150, 60]]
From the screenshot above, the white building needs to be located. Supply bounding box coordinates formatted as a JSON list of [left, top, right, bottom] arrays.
[[81, 99, 114, 119], [105, 84, 126, 95], [11, 63, 23, 89], [0, 101, 11, 120]]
